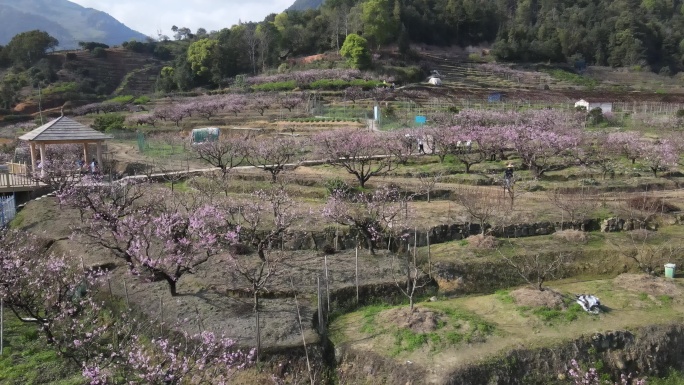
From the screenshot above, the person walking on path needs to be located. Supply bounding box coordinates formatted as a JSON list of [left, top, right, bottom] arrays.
[[503, 163, 516, 198]]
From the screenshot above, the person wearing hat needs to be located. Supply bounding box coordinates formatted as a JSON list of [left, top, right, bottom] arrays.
[[503, 163, 515, 189]]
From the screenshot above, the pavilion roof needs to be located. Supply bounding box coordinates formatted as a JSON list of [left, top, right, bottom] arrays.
[[18, 116, 112, 142]]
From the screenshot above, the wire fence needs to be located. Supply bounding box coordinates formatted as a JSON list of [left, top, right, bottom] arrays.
[[0, 195, 16, 228]]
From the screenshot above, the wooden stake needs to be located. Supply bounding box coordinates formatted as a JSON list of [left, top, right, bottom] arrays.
[[159, 297, 163, 336], [324, 254, 330, 313], [427, 230, 431, 279], [355, 245, 359, 305]]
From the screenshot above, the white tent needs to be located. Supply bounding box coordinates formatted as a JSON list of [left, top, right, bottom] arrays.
[[428, 77, 442, 86]]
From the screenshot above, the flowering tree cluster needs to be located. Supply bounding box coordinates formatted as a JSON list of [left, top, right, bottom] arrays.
[[323, 186, 410, 254], [126, 113, 158, 127], [244, 68, 384, 86], [567, 359, 646, 385], [420, 109, 681, 179], [60, 180, 237, 296], [32, 143, 85, 192], [151, 94, 251, 126], [244, 135, 303, 182], [192, 134, 246, 176], [0, 229, 252, 384], [315, 129, 401, 188], [73, 101, 131, 116], [83, 331, 253, 385]]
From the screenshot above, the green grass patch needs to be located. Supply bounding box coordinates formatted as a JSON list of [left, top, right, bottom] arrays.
[[495, 289, 515, 304], [41, 82, 78, 96], [0, 316, 82, 384], [543, 69, 599, 89], [107, 94, 135, 104], [519, 302, 587, 324], [650, 369, 684, 384], [359, 303, 391, 334], [251, 80, 297, 92], [390, 328, 429, 356], [9, 209, 25, 229], [164, 180, 191, 192]]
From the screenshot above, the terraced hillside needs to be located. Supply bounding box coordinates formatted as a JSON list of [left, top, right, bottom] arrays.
[[419, 51, 684, 104], [54, 48, 166, 96]]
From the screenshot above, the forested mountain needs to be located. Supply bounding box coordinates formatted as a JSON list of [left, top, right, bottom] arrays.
[[2, 0, 684, 105], [283, 0, 684, 74], [0, 0, 147, 49], [287, 0, 325, 11]]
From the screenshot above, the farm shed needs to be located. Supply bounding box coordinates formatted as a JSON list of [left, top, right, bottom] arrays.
[[574, 99, 613, 113], [191, 127, 220, 144]]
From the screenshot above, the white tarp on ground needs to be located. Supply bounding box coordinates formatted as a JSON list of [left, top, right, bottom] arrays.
[[428, 77, 442, 86], [576, 294, 601, 314]]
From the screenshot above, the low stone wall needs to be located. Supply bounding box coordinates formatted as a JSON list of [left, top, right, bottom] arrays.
[[280, 219, 606, 253], [445, 324, 684, 385]]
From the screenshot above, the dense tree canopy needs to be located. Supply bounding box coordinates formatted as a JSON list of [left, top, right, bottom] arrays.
[[4, 30, 58, 67], [340, 33, 371, 69], [4, 0, 683, 95]]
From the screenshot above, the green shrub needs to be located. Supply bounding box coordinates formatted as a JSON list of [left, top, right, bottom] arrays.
[[2, 114, 32, 123], [495, 289, 515, 304], [325, 177, 352, 196], [42, 82, 78, 96], [108, 95, 135, 104], [349, 79, 382, 89], [133, 96, 151, 105], [676, 109, 684, 118], [92, 113, 125, 132], [545, 69, 598, 88], [251, 80, 296, 92], [92, 47, 107, 58]]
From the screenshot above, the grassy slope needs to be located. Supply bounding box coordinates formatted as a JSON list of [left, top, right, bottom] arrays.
[[0, 316, 82, 385], [331, 277, 684, 383]]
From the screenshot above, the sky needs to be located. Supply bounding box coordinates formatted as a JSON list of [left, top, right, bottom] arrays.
[[69, 0, 294, 38]]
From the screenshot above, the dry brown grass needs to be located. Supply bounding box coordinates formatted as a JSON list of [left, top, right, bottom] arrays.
[[466, 234, 499, 249], [627, 228, 657, 242], [553, 229, 589, 244], [613, 273, 682, 298], [626, 196, 680, 213], [510, 287, 566, 308], [377, 307, 441, 333]]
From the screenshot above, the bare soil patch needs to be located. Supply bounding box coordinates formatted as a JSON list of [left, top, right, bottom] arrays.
[[510, 287, 566, 308], [613, 273, 682, 298], [377, 307, 441, 334]]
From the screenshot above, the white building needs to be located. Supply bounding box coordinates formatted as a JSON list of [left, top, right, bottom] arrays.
[[574, 99, 613, 113]]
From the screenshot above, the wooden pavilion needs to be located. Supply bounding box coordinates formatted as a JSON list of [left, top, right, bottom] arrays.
[[18, 116, 112, 173]]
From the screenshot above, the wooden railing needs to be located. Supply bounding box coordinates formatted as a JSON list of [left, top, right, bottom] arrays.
[[1, 162, 39, 189], [6, 162, 29, 175]]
